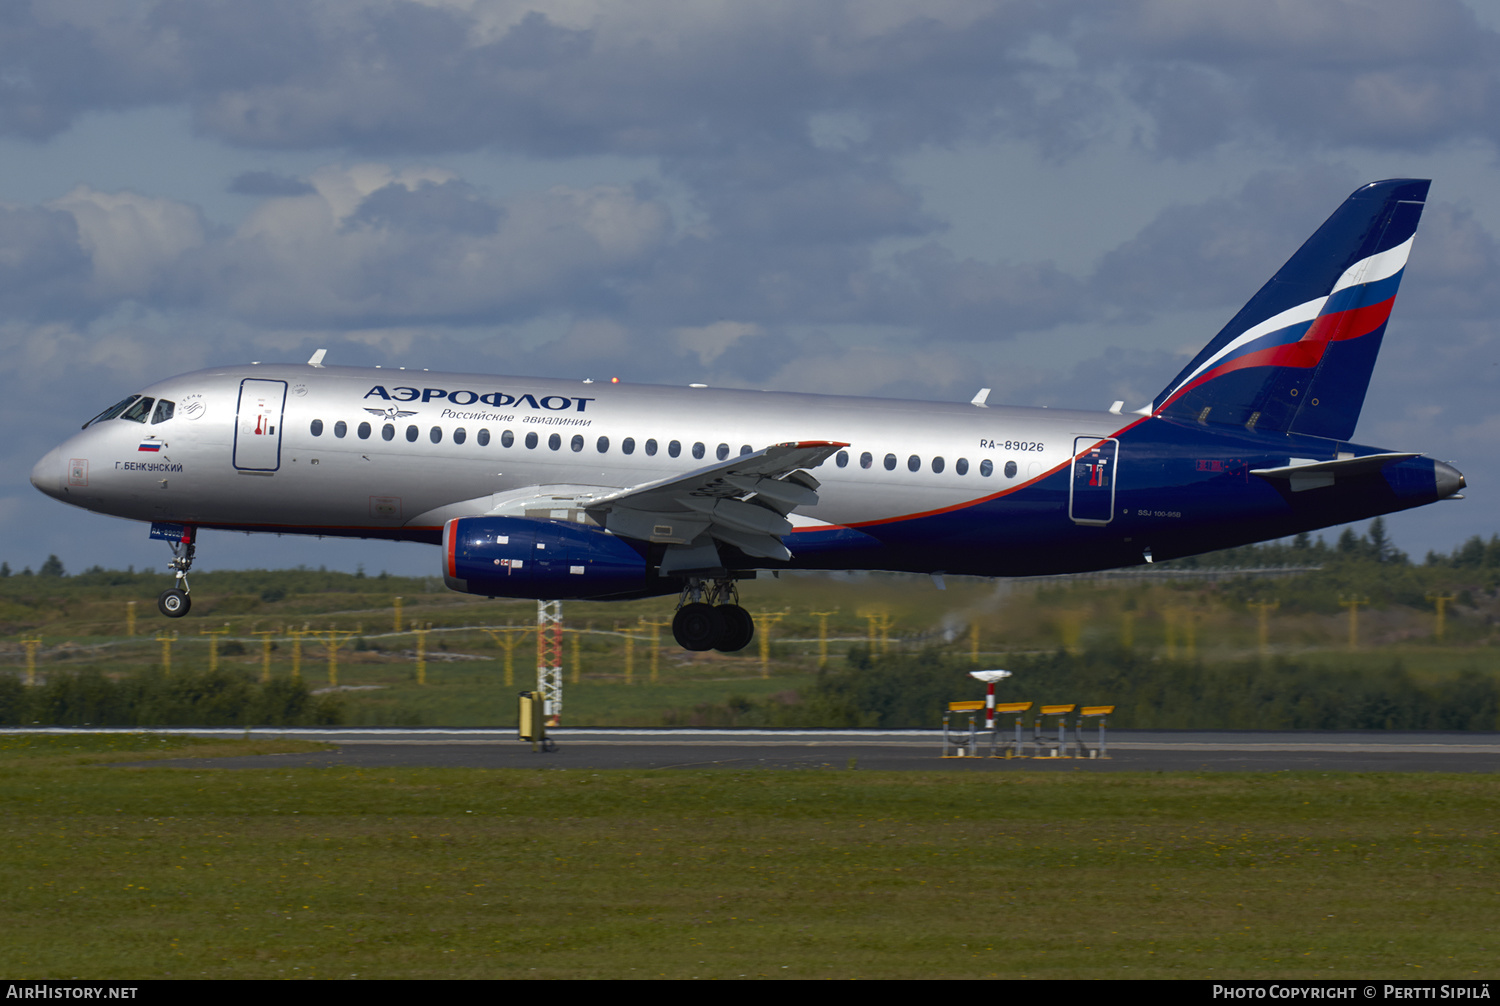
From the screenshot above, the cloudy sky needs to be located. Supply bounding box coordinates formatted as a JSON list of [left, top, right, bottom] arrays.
[[5, 0, 1500, 576]]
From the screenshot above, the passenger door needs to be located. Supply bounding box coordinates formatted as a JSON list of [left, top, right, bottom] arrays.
[[233, 379, 287, 473]]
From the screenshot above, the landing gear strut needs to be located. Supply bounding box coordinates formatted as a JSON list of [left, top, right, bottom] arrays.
[[672, 577, 754, 652], [157, 528, 196, 618]]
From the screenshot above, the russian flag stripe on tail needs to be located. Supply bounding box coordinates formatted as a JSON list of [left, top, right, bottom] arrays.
[[1153, 179, 1428, 441]]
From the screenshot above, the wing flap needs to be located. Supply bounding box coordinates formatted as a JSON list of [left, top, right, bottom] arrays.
[[585, 440, 845, 558]]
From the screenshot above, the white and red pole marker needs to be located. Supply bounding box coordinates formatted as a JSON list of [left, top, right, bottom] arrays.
[[970, 669, 1012, 730]]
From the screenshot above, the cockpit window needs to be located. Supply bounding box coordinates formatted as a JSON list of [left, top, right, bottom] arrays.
[[151, 400, 175, 424], [119, 397, 155, 424], [83, 395, 140, 429]]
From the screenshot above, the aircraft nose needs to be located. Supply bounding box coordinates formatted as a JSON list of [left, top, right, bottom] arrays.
[[1434, 459, 1466, 498], [30, 446, 63, 500]]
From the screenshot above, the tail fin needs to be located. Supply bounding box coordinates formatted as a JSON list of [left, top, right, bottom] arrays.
[[1152, 179, 1428, 440]]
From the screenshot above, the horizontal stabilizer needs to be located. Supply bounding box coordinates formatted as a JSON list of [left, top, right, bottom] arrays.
[[1249, 452, 1419, 492]]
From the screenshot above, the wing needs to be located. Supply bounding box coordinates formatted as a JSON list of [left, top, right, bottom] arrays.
[[584, 440, 846, 564]]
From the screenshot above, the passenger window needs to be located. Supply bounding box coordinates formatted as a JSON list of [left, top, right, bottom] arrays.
[[692, 442, 705, 460], [932, 456, 945, 474], [668, 440, 681, 458], [645, 439, 658, 456], [151, 400, 175, 424], [406, 425, 418, 442], [525, 432, 538, 449], [311, 419, 324, 436], [981, 460, 994, 477], [478, 429, 490, 447], [622, 437, 635, 455], [334, 420, 347, 438], [382, 424, 395, 441], [499, 430, 512, 448], [956, 457, 969, 475], [120, 397, 155, 423], [884, 453, 897, 471], [453, 427, 466, 445], [716, 443, 729, 461], [358, 422, 371, 440], [548, 433, 561, 451], [907, 454, 920, 472], [860, 452, 873, 469], [597, 436, 609, 453], [429, 426, 442, 444], [1004, 460, 1017, 478], [571, 435, 584, 452], [740, 444, 752, 456], [836, 450, 849, 468]]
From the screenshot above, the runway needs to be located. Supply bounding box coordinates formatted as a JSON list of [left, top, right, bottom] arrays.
[[10, 726, 1497, 772]]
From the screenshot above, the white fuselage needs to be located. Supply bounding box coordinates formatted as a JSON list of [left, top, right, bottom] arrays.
[[33, 363, 1116, 541]]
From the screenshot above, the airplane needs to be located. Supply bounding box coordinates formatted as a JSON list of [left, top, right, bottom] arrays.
[[30, 178, 1464, 652]]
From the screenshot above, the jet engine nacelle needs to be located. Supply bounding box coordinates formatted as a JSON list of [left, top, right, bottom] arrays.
[[442, 515, 668, 600]]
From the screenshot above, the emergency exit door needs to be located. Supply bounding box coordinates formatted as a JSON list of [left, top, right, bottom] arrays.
[[1069, 436, 1118, 524], [233, 379, 287, 472]]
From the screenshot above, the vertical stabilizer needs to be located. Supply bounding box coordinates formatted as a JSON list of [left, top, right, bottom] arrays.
[[1152, 179, 1428, 440]]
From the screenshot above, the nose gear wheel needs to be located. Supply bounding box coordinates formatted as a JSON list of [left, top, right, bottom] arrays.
[[158, 588, 190, 617]]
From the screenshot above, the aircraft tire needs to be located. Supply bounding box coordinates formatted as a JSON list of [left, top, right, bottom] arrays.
[[713, 604, 755, 652], [157, 589, 191, 618], [672, 602, 722, 651]]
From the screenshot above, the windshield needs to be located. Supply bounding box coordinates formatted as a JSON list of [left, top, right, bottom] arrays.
[[119, 397, 155, 423], [82, 395, 140, 430]]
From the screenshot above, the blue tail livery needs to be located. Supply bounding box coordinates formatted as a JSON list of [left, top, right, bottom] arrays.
[[1152, 179, 1427, 439], [31, 179, 1464, 651]]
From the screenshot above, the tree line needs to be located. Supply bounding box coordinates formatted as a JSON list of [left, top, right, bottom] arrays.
[[668, 646, 1500, 732]]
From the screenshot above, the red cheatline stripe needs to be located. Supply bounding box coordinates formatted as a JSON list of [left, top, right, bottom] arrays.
[[793, 419, 1149, 532], [1298, 295, 1395, 345], [1159, 297, 1394, 413]]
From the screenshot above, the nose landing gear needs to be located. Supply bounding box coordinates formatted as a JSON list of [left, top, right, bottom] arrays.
[[672, 577, 755, 652], [156, 527, 196, 618]]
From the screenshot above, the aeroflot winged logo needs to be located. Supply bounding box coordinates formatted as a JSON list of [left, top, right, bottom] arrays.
[[365, 386, 595, 412]]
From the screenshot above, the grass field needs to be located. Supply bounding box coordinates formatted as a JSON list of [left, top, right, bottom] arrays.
[[338, 672, 815, 728], [1, 734, 1496, 980]]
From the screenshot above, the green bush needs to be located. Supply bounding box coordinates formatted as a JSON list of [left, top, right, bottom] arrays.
[[1, 668, 343, 727]]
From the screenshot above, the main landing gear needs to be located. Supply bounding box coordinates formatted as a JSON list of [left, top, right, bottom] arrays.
[[672, 578, 754, 653], [157, 528, 196, 618]]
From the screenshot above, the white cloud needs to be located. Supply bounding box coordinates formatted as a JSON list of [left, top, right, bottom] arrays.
[[50, 186, 206, 299], [674, 321, 761, 366]]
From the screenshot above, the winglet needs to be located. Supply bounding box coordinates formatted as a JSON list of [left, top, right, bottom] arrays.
[[307, 348, 327, 368], [970, 388, 991, 408]]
